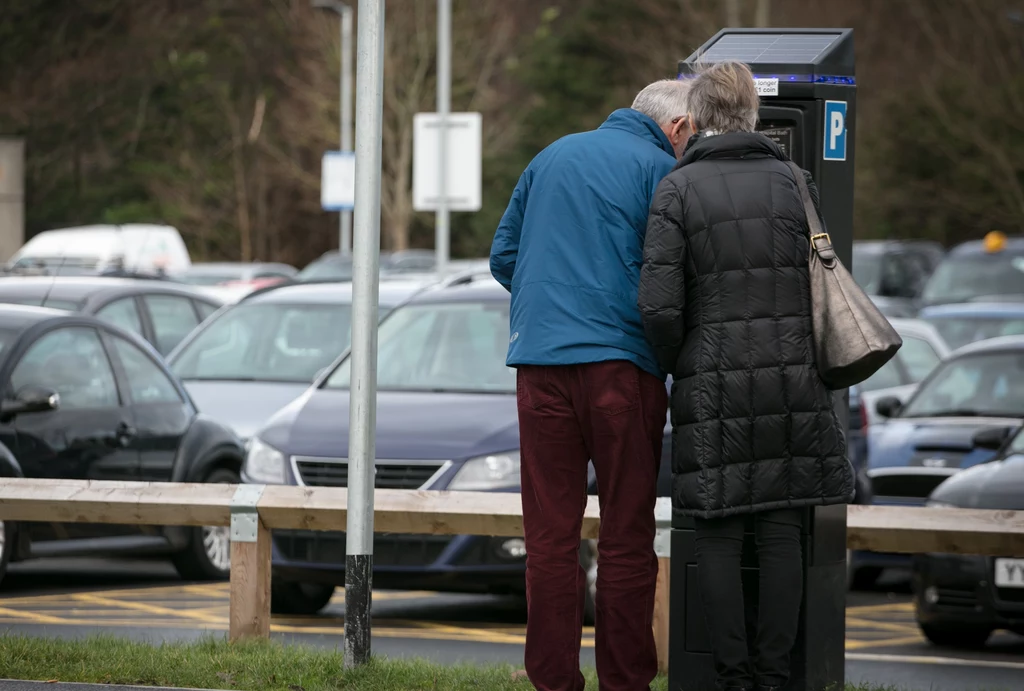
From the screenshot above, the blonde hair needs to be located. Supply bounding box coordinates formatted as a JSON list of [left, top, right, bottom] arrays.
[[631, 79, 692, 127], [686, 60, 759, 133]]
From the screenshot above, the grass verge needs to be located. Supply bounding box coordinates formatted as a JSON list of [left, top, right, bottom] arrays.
[[0, 635, 897, 690]]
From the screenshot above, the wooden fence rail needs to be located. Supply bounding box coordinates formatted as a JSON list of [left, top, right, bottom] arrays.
[[1, 478, 1023, 674]]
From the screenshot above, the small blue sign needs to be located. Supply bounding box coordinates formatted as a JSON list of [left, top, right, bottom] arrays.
[[823, 101, 847, 162]]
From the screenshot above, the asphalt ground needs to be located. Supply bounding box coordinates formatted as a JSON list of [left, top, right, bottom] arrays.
[[0, 559, 1022, 690]]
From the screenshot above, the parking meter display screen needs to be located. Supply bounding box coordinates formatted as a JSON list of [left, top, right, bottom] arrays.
[[759, 126, 795, 159]]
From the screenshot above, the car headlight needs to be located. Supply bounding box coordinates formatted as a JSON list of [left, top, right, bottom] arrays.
[[448, 451, 521, 491], [243, 437, 287, 484]]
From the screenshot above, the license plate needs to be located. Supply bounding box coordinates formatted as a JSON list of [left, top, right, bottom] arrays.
[[994, 558, 1024, 588]]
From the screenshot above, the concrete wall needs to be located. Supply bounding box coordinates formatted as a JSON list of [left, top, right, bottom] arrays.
[[0, 138, 26, 263]]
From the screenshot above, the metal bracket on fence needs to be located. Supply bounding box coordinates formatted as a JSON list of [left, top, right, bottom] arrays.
[[230, 484, 266, 543], [654, 496, 672, 559]]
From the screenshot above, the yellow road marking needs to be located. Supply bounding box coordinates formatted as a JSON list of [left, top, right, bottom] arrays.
[[846, 635, 924, 650], [846, 602, 914, 615], [0, 606, 69, 624], [71, 594, 223, 625], [845, 617, 921, 634]]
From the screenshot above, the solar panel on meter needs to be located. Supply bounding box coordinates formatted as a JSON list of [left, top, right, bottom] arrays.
[[700, 33, 842, 64]]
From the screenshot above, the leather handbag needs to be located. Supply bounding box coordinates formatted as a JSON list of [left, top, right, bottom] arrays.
[[786, 162, 902, 390]]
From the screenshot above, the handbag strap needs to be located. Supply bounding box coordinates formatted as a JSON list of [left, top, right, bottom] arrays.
[[785, 161, 835, 262]]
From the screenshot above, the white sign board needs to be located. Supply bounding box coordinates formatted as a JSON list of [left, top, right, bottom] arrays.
[[413, 112, 482, 212], [321, 151, 355, 211], [754, 78, 779, 97]]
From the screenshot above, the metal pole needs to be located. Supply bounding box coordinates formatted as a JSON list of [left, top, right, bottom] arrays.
[[755, 0, 770, 27], [340, 4, 354, 255], [435, 0, 451, 275], [345, 0, 384, 669], [726, 0, 741, 26]]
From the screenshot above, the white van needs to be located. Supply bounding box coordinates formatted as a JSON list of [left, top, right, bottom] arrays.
[[5, 224, 192, 276]]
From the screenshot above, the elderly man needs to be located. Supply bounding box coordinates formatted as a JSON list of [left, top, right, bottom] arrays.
[[490, 80, 693, 691]]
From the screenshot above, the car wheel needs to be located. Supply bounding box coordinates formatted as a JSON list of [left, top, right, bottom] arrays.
[[0, 520, 14, 586], [580, 539, 597, 626], [846, 549, 882, 590], [271, 581, 336, 616], [919, 622, 991, 648], [172, 467, 238, 581]]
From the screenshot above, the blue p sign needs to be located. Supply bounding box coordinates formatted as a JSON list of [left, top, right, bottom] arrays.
[[823, 101, 847, 161]]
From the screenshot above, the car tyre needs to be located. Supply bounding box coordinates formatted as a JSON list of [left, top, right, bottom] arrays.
[[919, 622, 991, 648], [846, 549, 882, 590], [172, 467, 238, 581], [271, 581, 336, 616], [0, 519, 15, 587], [580, 539, 598, 626]]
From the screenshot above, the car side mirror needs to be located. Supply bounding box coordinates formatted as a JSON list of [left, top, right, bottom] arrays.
[[0, 386, 60, 422], [971, 426, 1012, 451], [874, 395, 902, 419]]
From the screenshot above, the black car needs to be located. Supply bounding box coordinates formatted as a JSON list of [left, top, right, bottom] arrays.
[[913, 425, 1024, 647], [0, 305, 245, 583], [852, 240, 945, 315], [0, 277, 222, 355]]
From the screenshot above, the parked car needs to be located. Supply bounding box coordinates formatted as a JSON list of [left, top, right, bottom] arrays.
[[4, 224, 191, 276], [852, 240, 945, 313], [850, 336, 1024, 587], [241, 271, 663, 621], [167, 277, 435, 441], [848, 318, 950, 473], [0, 305, 245, 584], [913, 425, 1024, 647], [0, 277, 222, 356], [173, 262, 298, 303], [919, 302, 1024, 351], [919, 232, 1024, 308], [297, 250, 437, 283]]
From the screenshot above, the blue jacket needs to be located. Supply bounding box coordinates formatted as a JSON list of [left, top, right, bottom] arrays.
[[489, 108, 676, 379]]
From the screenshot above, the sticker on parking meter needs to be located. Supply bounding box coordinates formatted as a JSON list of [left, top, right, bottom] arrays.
[[754, 78, 779, 96], [823, 101, 848, 161]]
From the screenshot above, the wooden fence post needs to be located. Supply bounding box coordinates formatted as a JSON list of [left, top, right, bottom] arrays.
[[228, 485, 271, 642], [654, 557, 671, 675], [653, 498, 672, 675]]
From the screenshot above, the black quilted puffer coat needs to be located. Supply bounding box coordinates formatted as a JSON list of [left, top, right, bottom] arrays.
[[638, 131, 853, 519]]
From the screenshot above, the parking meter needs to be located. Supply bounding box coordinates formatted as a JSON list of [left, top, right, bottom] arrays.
[[668, 29, 855, 691]]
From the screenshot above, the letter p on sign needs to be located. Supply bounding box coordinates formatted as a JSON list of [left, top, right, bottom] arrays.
[[823, 100, 847, 161]]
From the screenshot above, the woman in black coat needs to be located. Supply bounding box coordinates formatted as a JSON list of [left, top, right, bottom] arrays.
[[638, 60, 854, 691]]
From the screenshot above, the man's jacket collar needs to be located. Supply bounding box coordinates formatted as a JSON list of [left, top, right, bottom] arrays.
[[599, 108, 676, 158]]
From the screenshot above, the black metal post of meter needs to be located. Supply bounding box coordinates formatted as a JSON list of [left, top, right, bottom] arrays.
[[669, 28, 855, 691]]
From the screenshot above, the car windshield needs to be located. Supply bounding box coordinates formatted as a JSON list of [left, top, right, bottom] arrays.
[[171, 302, 381, 382], [298, 257, 352, 282], [923, 316, 1024, 351], [858, 357, 903, 392], [851, 249, 882, 293], [177, 272, 242, 286], [326, 300, 515, 393], [921, 253, 1024, 304], [900, 351, 1024, 419]]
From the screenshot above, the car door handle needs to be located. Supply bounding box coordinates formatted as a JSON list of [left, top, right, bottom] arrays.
[[116, 423, 137, 446]]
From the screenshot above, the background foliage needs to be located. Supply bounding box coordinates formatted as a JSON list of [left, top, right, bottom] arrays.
[[2, 0, 1022, 267]]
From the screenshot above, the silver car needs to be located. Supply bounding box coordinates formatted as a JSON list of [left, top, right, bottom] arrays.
[[166, 276, 437, 440]]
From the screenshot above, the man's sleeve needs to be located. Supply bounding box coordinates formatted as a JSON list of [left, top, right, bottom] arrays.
[[638, 178, 687, 374], [490, 169, 531, 292]]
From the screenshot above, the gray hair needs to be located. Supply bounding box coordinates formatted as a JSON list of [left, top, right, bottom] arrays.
[[686, 60, 759, 133], [631, 79, 692, 126]]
